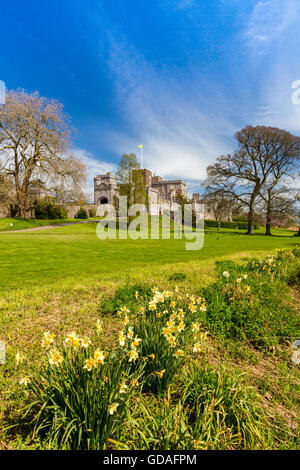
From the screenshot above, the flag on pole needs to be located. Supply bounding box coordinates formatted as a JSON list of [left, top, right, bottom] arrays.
[[138, 145, 143, 168]]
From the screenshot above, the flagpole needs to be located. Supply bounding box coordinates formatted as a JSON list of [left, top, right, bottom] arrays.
[[139, 144, 143, 168]]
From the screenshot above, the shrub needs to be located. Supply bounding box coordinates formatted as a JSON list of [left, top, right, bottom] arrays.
[[33, 197, 67, 219], [168, 272, 187, 281], [75, 207, 88, 219], [88, 207, 97, 218], [100, 284, 152, 315], [204, 220, 258, 230], [201, 251, 300, 347], [18, 329, 142, 449]]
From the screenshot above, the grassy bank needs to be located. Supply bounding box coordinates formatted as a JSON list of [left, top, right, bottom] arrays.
[[0, 240, 299, 449]]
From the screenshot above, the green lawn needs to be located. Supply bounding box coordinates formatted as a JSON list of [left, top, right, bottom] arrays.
[[0, 217, 89, 232], [0, 222, 299, 291], [0, 222, 299, 449]]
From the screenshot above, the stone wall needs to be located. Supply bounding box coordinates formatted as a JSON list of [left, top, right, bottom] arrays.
[[0, 204, 98, 219]]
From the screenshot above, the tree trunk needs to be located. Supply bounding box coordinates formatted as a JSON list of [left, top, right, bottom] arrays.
[[265, 195, 272, 236], [16, 188, 29, 218], [247, 199, 256, 235], [247, 187, 260, 235], [265, 189, 272, 235]]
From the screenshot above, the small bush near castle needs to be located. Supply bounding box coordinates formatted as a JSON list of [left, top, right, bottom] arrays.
[[75, 207, 88, 219], [88, 207, 97, 217], [33, 197, 68, 219]]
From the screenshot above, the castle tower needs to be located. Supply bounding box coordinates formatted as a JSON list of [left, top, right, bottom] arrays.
[[94, 172, 117, 204]]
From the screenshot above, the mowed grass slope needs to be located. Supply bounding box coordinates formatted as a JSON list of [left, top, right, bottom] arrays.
[[0, 223, 299, 291]]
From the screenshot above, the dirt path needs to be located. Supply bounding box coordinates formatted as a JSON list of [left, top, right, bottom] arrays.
[[0, 220, 101, 233]]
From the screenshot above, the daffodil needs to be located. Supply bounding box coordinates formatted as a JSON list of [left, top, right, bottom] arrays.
[[118, 330, 126, 347], [94, 349, 105, 365], [192, 322, 200, 333], [80, 337, 92, 348], [42, 331, 55, 348], [119, 382, 128, 394], [128, 347, 139, 363], [49, 350, 63, 365], [65, 331, 80, 348], [84, 357, 97, 371], [108, 403, 119, 415], [223, 271, 230, 278], [15, 352, 24, 365], [138, 306, 145, 315], [96, 319, 103, 334], [174, 349, 184, 357], [154, 292, 164, 303], [19, 375, 31, 386], [132, 336, 142, 348], [149, 301, 157, 311], [193, 343, 201, 353], [127, 326, 134, 339], [155, 369, 165, 379]]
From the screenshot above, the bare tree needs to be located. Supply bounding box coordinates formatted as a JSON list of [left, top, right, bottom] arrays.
[[202, 182, 238, 229], [0, 89, 86, 217], [0, 172, 14, 205], [207, 125, 300, 235], [259, 186, 296, 234]]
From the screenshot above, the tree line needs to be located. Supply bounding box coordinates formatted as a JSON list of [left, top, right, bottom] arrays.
[[203, 125, 300, 235]]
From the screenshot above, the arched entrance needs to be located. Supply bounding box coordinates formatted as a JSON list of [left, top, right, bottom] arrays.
[[99, 197, 108, 204]]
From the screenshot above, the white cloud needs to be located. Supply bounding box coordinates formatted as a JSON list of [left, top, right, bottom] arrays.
[[71, 147, 117, 201], [106, 35, 236, 184], [245, 0, 300, 48]]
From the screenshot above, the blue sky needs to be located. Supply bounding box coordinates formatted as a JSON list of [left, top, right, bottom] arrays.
[[1, 0, 300, 197]]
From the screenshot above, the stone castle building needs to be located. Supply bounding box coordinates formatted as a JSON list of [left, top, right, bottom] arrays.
[[94, 168, 212, 216]]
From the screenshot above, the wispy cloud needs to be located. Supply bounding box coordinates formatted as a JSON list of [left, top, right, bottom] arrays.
[[71, 147, 117, 200], [105, 32, 236, 185], [243, 0, 300, 133], [245, 0, 300, 47]]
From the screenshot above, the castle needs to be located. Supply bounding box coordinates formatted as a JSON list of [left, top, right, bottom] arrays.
[[94, 168, 210, 216]]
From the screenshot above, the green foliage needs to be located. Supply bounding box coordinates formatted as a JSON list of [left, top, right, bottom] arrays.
[[75, 207, 88, 219], [182, 361, 266, 449], [20, 334, 141, 450], [100, 284, 152, 315], [201, 249, 300, 347], [168, 272, 187, 281], [121, 393, 193, 450], [116, 288, 190, 395], [88, 207, 97, 218], [204, 220, 258, 230], [33, 197, 68, 219]]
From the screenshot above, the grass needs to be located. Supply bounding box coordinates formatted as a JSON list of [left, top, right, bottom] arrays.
[[0, 222, 299, 291], [0, 217, 85, 232], [0, 222, 299, 449]]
